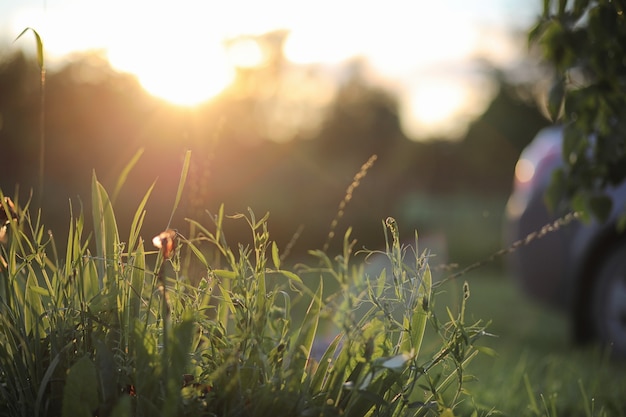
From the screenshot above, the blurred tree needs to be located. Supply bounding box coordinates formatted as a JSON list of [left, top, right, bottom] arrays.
[[0, 52, 41, 191], [530, 0, 626, 220], [461, 75, 550, 194], [0, 44, 549, 260], [313, 59, 405, 165]]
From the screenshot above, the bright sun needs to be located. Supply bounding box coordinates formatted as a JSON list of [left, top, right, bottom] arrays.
[[103, 5, 246, 108], [399, 78, 470, 139], [107, 40, 236, 107]]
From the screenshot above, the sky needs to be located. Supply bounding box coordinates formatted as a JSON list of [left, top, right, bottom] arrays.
[[0, 0, 541, 140]]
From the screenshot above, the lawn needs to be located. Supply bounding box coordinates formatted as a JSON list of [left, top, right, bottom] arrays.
[[431, 269, 626, 417]]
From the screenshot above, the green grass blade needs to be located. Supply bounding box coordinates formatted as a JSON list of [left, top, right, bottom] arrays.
[[271, 241, 280, 270], [310, 332, 342, 393], [111, 148, 144, 204], [128, 181, 155, 253], [129, 240, 146, 332], [289, 280, 323, 384], [91, 172, 120, 289], [183, 238, 208, 268], [35, 346, 65, 417], [166, 150, 191, 229], [15, 27, 44, 69]]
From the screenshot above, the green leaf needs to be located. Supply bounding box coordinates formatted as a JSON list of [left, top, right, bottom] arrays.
[[547, 77, 565, 121], [185, 239, 208, 268], [83, 253, 100, 301], [271, 241, 280, 270], [129, 241, 145, 324], [35, 349, 64, 414], [24, 272, 45, 335], [27, 284, 50, 297], [61, 356, 99, 417], [15, 27, 44, 69], [474, 345, 498, 357], [572, 192, 591, 222], [213, 269, 237, 280], [274, 269, 303, 284], [588, 194, 613, 222], [91, 172, 120, 289], [401, 265, 432, 357], [310, 332, 343, 392]]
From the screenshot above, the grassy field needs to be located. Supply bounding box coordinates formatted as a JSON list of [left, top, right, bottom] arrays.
[[430, 269, 626, 417]]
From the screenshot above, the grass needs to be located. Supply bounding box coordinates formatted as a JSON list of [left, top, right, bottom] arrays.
[[397, 193, 506, 269], [3, 161, 626, 417], [0, 154, 491, 417], [430, 270, 626, 417]]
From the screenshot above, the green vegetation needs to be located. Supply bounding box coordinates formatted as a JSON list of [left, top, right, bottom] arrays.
[[433, 272, 626, 417], [531, 0, 626, 221], [3, 8, 626, 415], [0, 156, 489, 417]]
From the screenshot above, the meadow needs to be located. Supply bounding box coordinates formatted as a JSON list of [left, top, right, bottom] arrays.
[[2, 148, 624, 417], [0, 154, 491, 417], [430, 270, 626, 417]]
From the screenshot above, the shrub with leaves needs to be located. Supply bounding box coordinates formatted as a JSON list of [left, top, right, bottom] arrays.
[[530, 0, 626, 220], [0, 154, 488, 417]]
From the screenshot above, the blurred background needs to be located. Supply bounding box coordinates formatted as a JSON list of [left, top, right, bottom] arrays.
[[0, 0, 552, 269]]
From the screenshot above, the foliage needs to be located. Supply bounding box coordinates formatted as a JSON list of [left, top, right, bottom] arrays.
[[530, 0, 626, 220], [0, 161, 489, 417]]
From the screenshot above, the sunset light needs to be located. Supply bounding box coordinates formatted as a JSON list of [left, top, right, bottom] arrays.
[[106, 37, 235, 106], [3, 0, 538, 137]]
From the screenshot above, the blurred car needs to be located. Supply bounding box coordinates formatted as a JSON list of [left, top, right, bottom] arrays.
[[505, 126, 626, 356]]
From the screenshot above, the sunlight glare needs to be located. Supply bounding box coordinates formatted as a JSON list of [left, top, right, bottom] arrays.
[[225, 38, 265, 68], [107, 40, 234, 107], [6, 0, 522, 131], [104, 2, 237, 107], [402, 79, 468, 138], [415, 84, 465, 123]]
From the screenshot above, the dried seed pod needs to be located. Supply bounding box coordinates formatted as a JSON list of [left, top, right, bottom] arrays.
[[152, 229, 177, 259]]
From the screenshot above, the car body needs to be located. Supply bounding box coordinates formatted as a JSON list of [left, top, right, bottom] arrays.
[[504, 126, 626, 355]]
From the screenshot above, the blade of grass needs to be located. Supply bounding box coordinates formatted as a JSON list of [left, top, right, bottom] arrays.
[[111, 148, 144, 204], [91, 172, 120, 289], [289, 280, 323, 384], [166, 150, 191, 229], [128, 181, 155, 253]]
